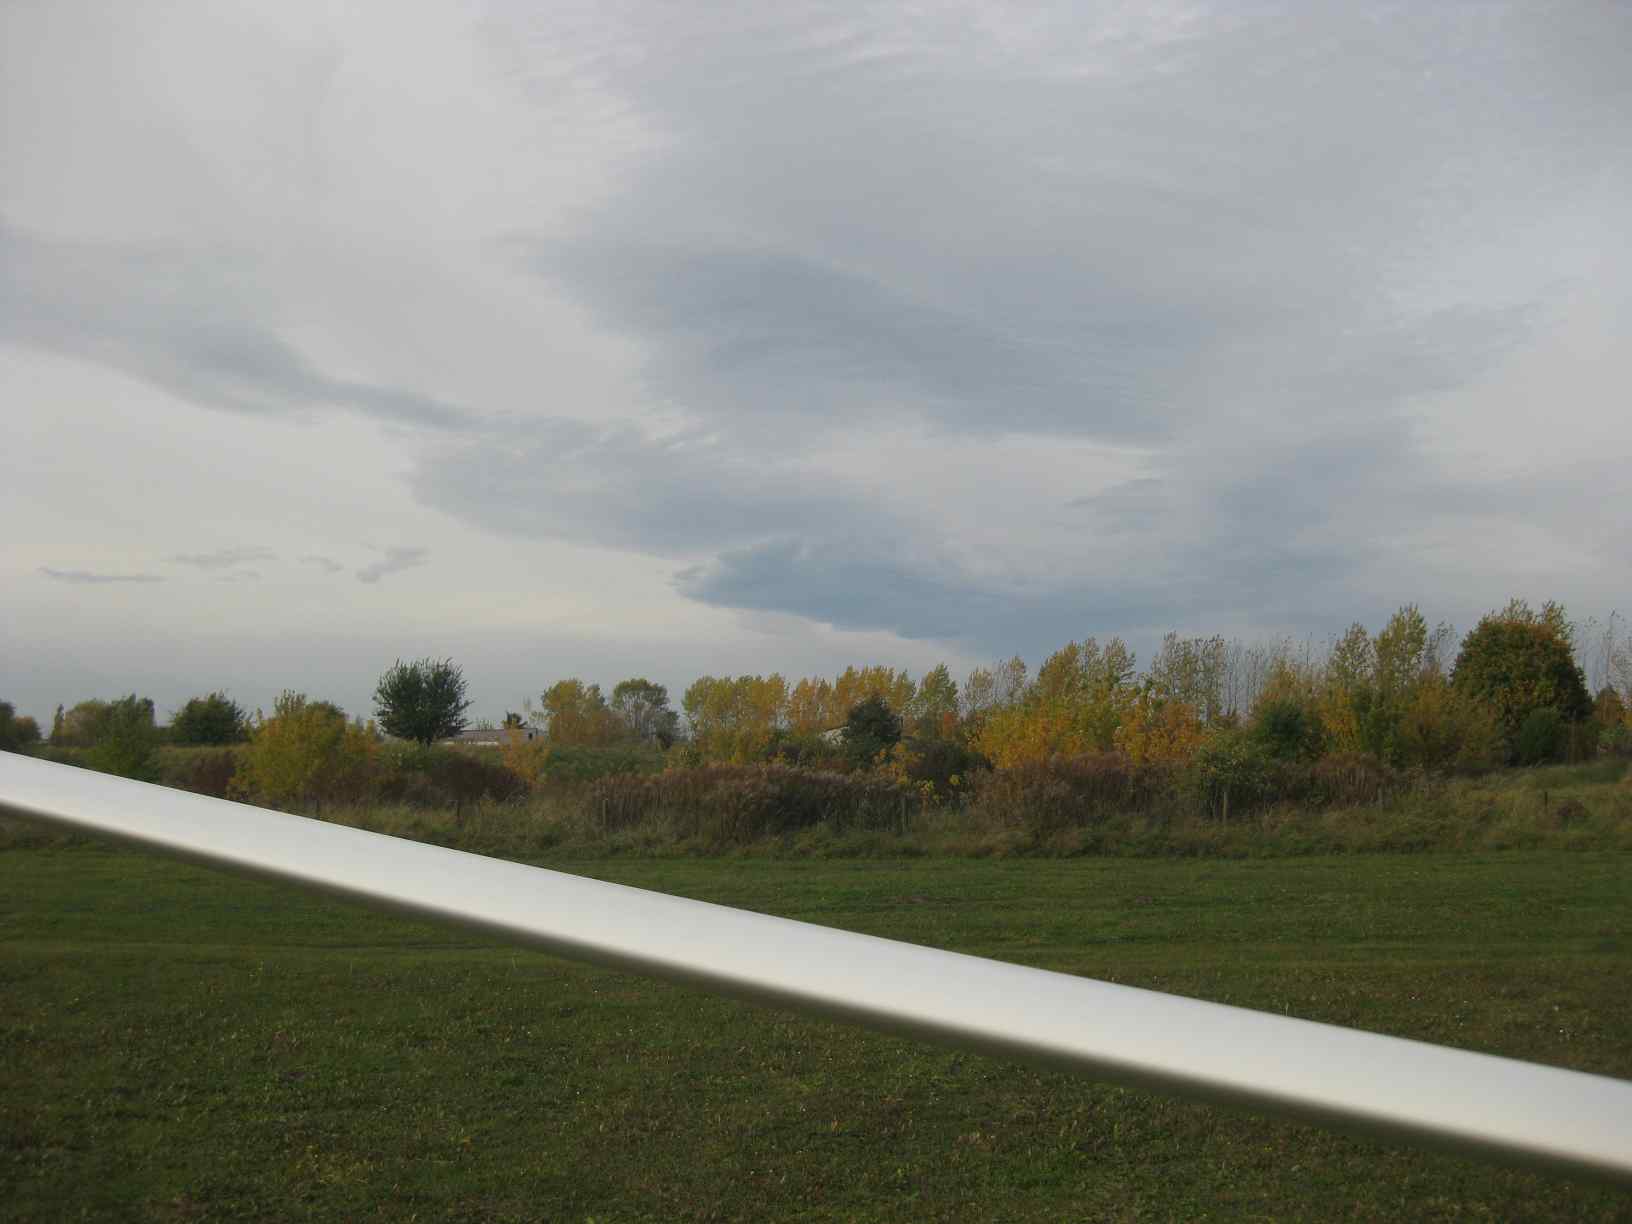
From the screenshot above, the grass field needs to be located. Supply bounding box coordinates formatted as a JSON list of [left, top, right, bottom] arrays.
[[2, 845, 1630, 1221]]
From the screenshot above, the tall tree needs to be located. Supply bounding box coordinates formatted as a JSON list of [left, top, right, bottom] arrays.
[[907, 663, 959, 738], [53, 699, 111, 748], [1148, 634, 1227, 721], [373, 658, 472, 746], [681, 674, 788, 760], [1452, 602, 1592, 756], [536, 678, 619, 747], [786, 677, 835, 733], [83, 695, 160, 780], [610, 678, 679, 747]]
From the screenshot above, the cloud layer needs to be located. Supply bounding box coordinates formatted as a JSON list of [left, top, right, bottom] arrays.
[[3, 0, 1629, 721], [400, 2, 1631, 653]]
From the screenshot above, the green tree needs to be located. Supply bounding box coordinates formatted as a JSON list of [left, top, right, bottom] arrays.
[[1452, 602, 1592, 759], [373, 658, 472, 746], [1191, 729, 1269, 823], [610, 678, 679, 748], [83, 695, 161, 781], [1515, 707, 1566, 766], [1251, 697, 1325, 761], [1372, 605, 1429, 697], [1351, 605, 1433, 763], [841, 695, 903, 768], [1318, 606, 1456, 766], [171, 692, 250, 745]]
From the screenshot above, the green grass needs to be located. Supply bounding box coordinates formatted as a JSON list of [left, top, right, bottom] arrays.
[[2, 846, 1630, 1221]]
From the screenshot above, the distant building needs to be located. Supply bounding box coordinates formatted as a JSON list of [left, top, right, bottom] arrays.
[[444, 725, 540, 748]]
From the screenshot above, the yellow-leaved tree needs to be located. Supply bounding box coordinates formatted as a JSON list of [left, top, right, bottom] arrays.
[[1113, 689, 1206, 765], [238, 691, 376, 808], [534, 679, 621, 747], [973, 638, 1137, 767], [785, 676, 834, 734], [682, 674, 789, 761]]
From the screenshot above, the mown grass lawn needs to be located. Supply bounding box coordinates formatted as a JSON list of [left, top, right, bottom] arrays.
[[2, 846, 1629, 1221]]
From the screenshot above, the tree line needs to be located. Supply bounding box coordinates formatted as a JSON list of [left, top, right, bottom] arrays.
[[507, 601, 1630, 773], [5, 602, 1631, 810]]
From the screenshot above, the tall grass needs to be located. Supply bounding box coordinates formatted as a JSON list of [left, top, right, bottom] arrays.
[[8, 746, 1627, 859]]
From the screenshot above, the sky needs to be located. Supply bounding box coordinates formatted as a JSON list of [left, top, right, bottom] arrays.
[[3, 0, 1629, 727]]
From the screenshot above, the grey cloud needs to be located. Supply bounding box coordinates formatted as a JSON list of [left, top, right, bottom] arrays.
[[0, 223, 467, 430], [356, 547, 430, 584], [675, 511, 1384, 663], [494, 3, 1609, 445], [1068, 478, 1168, 533], [413, 418, 897, 556], [9, 2, 1623, 688], [435, 4, 1630, 659], [666, 397, 1496, 658], [171, 546, 278, 571], [416, 408, 1368, 658], [40, 567, 165, 585], [299, 555, 345, 574], [677, 538, 1017, 643], [676, 535, 1227, 658], [522, 242, 1200, 438]]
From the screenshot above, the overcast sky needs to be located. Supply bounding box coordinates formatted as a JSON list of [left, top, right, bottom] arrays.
[[3, 1, 1629, 725]]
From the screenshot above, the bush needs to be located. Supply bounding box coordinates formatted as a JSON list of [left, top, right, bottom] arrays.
[[171, 693, 250, 745], [886, 736, 990, 798], [1593, 686, 1627, 735], [1308, 752, 1401, 806], [586, 764, 913, 845], [1603, 722, 1632, 759], [1188, 731, 1271, 822], [374, 742, 527, 806], [842, 696, 903, 768], [1395, 676, 1504, 773], [764, 730, 848, 771], [157, 746, 243, 797], [1251, 697, 1325, 761], [238, 692, 376, 807], [966, 753, 1174, 834], [501, 740, 665, 790], [1515, 707, 1566, 766]]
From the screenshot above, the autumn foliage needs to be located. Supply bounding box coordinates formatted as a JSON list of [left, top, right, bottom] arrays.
[[15, 596, 1625, 838]]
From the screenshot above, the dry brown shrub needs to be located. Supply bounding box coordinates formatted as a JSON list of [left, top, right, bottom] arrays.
[[586, 764, 913, 845], [965, 753, 1176, 833]]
